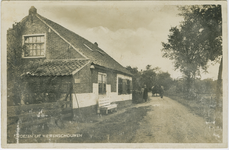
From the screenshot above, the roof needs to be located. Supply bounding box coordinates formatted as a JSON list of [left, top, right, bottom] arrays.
[[23, 59, 90, 76], [34, 13, 132, 76]]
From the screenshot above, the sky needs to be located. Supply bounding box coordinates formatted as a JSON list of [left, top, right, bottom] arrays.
[[2, 2, 221, 80]]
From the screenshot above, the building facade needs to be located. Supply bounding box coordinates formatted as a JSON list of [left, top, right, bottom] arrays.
[[7, 6, 133, 115]]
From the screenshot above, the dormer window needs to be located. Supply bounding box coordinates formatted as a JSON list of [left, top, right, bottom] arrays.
[[22, 34, 46, 58]]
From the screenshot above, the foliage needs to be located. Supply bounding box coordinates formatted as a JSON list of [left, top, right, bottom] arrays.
[[126, 65, 173, 92], [166, 78, 217, 99], [7, 22, 48, 105], [195, 78, 217, 94], [7, 22, 25, 105], [126, 66, 143, 91], [140, 66, 157, 90], [162, 5, 222, 95], [155, 72, 174, 91], [178, 5, 222, 62]]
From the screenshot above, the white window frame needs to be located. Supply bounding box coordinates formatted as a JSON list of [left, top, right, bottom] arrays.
[[98, 72, 107, 95], [98, 72, 107, 83], [22, 33, 46, 58]]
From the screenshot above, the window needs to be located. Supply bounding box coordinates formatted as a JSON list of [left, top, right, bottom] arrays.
[[98, 73, 107, 94], [127, 80, 131, 94], [23, 34, 45, 57], [118, 78, 123, 95], [118, 78, 131, 95]]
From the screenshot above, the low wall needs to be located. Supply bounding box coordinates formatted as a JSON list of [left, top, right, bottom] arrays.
[[109, 92, 132, 102], [72, 99, 133, 120]]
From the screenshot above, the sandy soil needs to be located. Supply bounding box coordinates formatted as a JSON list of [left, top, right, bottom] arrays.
[[18, 95, 222, 143], [131, 96, 222, 143]]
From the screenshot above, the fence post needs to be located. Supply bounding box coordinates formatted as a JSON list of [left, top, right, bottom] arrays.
[[16, 120, 20, 144]]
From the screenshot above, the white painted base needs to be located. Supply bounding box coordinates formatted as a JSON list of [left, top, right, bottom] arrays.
[[109, 93, 132, 103], [72, 83, 132, 108]]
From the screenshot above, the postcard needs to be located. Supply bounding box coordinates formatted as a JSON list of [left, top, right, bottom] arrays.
[[1, 1, 228, 148]]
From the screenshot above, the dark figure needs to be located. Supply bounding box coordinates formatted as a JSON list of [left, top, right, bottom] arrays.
[[160, 86, 164, 98], [151, 85, 160, 96], [152, 85, 164, 98], [143, 85, 148, 102]]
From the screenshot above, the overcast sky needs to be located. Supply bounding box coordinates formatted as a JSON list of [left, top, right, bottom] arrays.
[[2, 2, 220, 80]]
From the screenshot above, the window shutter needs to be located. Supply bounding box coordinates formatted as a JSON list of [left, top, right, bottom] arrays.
[[118, 78, 123, 95], [122, 79, 127, 94]]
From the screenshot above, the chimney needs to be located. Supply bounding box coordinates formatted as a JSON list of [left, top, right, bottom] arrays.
[[94, 42, 98, 47], [29, 6, 37, 15]]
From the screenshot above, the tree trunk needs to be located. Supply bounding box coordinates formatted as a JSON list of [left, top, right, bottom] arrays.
[[217, 58, 223, 88], [215, 57, 223, 128], [185, 74, 192, 99]]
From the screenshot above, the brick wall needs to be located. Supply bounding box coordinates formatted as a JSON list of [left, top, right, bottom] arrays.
[[107, 71, 117, 92], [20, 14, 84, 62], [72, 64, 92, 93], [91, 69, 98, 84]]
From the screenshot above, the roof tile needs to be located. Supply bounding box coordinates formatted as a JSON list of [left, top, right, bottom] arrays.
[[24, 59, 90, 76]]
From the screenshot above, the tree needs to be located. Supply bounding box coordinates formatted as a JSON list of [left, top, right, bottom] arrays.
[[162, 5, 222, 96], [178, 6, 223, 127], [178, 5, 222, 92], [156, 72, 173, 91], [140, 66, 158, 89], [162, 5, 222, 127], [7, 22, 25, 105], [162, 25, 207, 94], [146, 65, 152, 70], [178, 5, 222, 62]]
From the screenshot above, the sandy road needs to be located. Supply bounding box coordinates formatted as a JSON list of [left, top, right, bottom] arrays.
[[132, 96, 221, 143]]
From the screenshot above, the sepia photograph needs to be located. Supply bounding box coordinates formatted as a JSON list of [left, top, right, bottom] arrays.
[[1, 1, 228, 148]]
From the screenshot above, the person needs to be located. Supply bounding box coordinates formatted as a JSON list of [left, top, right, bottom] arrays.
[[143, 85, 148, 102], [160, 85, 164, 98]]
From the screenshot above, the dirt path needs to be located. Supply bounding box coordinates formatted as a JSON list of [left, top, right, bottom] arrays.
[[132, 96, 221, 143]]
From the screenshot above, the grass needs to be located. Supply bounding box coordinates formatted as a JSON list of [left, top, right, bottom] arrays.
[[165, 92, 223, 128], [167, 94, 215, 120], [9, 103, 152, 143]]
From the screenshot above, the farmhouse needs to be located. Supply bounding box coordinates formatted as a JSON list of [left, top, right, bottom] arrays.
[[7, 6, 132, 116]]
